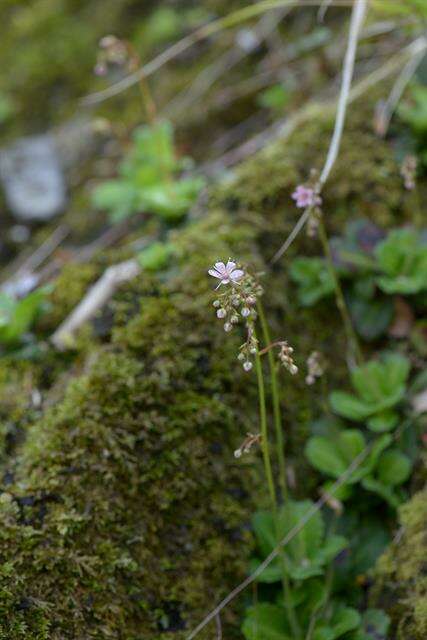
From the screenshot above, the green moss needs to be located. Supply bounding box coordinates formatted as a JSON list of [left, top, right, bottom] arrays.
[[0, 94, 418, 637], [372, 482, 427, 640]]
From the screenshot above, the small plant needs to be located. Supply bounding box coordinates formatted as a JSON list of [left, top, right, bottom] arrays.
[[374, 228, 427, 294], [92, 120, 205, 223], [329, 352, 410, 431], [290, 222, 427, 340], [0, 289, 47, 349], [250, 501, 348, 583]]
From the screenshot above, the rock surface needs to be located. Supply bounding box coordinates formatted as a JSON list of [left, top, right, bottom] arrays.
[[0, 135, 66, 221]]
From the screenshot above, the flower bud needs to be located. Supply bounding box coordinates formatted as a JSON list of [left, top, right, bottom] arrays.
[[213, 300, 221, 308], [241, 307, 250, 317], [243, 361, 253, 372], [217, 308, 227, 319], [224, 322, 233, 332]]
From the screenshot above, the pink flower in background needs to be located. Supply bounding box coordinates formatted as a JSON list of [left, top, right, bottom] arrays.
[[208, 260, 244, 287], [292, 185, 322, 209]]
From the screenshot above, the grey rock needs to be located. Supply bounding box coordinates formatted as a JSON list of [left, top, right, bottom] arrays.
[[0, 134, 66, 221]]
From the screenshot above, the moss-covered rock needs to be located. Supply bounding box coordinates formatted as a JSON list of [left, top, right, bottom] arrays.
[[372, 483, 427, 640], [0, 93, 421, 638]]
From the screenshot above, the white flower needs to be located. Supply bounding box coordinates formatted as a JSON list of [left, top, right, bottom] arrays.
[[208, 260, 244, 288]]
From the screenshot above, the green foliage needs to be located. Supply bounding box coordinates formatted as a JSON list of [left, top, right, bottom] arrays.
[[137, 241, 174, 272], [399, 84, 427, 138], [92, 120, 205, 223], [290, 222, 427, 339], [251, 501, 347, 582], [329, 353, 410, 431], [372, 0, 427, 18], [289, 257, 335, 306], [0, 290, 47, 348], [257, 84, 290, 111], [375, 229, 427, 295]]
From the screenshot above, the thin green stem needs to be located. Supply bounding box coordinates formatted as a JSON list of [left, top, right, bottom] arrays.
[[318, 218, 363, 366], [255, 348, 301, 639], [257, 302, 288, 501]]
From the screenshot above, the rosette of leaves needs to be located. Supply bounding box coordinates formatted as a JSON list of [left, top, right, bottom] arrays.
[[374, 228, 427, 295], [305, 426, 412, 508], [92, 120, 205, 223], [242, 584, 388, 640], [250, 500, 348, 583], [329, 353, 410, 432], [0, 289, 47, 349]]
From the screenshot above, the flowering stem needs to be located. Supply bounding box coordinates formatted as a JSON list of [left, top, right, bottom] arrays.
[[317, 218, 363, 366], [257, 302, 288, 502], [254, 347, 301, 639]]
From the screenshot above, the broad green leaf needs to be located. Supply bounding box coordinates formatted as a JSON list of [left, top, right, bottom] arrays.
[[329, 392, 372, 421], [376, 450, 412, 486], [137, 242, 174, 272], [375, 228, 427, 295], [305, 430, 365, 479], [289, 257, 335, 306], [367, 410, 399, 433], [348, 293, 393, 341], [242, 604, 292, 640]]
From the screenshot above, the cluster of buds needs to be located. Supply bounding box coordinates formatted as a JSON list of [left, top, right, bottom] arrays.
[[94, 35, 134, 76], [305, 350, 325, 385], [209, 260, 262, 372], [278, 341, 298, 375], [292, 170, 323, 238], [234, 432, 262, 458], [401, 155, 417, 191]]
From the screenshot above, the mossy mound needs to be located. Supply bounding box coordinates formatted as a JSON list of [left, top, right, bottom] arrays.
[[372, 483, 427, 640], [0, 94, 421, 638]]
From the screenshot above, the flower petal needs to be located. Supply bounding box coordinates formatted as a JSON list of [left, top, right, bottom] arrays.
[[230, 269, 244, 281], [214, 262, 227, 275], [208, 269, 222, 279], [226, 260, 236, 271]]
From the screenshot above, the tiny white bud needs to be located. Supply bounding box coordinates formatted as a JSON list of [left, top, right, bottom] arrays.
[[249, 346, 258, 355], [234, 449, 242, 458], [217, 308, 227, 319], [290, 364, 298, 375], [224, 322, 233, 332], [247, 296, 256, 305], [213, 300, 221, 308], [241, 307, 250, 317], [238, 353, 245, 361], [243, 361, 253, 372], [231, 314, 239, 324]]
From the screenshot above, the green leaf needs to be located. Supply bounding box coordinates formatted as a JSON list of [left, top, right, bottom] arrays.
[[348, 293, 393, 341], [137, 242, 174, 272], [242, 604, 292, 640], [251, 501, 346, 583], [305, 430, 365, 479], [376, 450, 412, 486], [375, 228, 427, 295], [329, 392, 372, 421], [367, 410, 399, 432], [257, 84, 290, 110], [330, 354, 409, 424], [289, 257, 335, 306]]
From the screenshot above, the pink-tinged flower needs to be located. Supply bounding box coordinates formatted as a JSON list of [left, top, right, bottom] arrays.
[[292, 185, 322, 209], [94, 62, 107, 76], [208, 260, 244, 288]]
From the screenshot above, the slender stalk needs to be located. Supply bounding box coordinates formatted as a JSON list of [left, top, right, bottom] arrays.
[[257, 302, 288, 501], [317, 218, 363, 366], [255, 348, 301, 638]]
